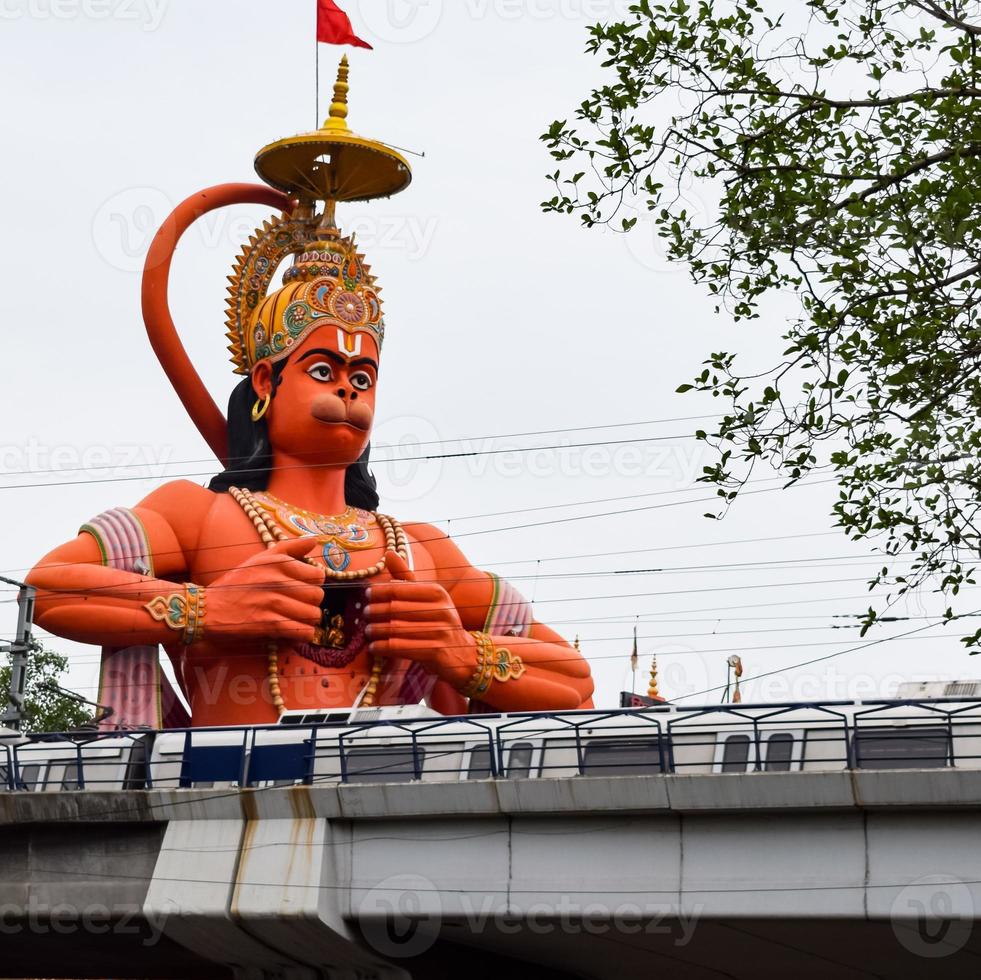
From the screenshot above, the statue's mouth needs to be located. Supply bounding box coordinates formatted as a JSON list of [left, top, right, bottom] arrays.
[[312, 416, 371, 432], [310, 406, 372, 431]]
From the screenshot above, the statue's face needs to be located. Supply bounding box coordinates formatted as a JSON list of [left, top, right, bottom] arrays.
[[252, 323, 380, 465]]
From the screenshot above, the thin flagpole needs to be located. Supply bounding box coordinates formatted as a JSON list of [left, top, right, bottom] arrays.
[[630, 621, 638, 694], [315, 28, 320, 125]]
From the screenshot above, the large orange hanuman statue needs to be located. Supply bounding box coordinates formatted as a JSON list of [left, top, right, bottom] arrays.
[[28, 60, 593, 728]]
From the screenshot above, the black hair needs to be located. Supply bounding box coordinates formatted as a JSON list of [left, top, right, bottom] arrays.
[[208, 359, 380, 510]]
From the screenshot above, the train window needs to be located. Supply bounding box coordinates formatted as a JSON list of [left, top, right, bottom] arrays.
[[721, 734, 751, 773], [467, 746, 493, 779], [581, 738, 665, 776], [247, 741, 311, 787], [853, 727, 950, 769], [764, 733, 794, 772], [344, 747, 426, 783], [178, 744, 245, 788], [17, 764, 41, 790], [507, 743, 534, 778], [714, 731, 801, 773], [0, 765, 8, 789], [62, 763, 81, 791]]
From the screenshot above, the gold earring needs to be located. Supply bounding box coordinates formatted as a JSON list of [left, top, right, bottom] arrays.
[[251, 394, 271, 422]]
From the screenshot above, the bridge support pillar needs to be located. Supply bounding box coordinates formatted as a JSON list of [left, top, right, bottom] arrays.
[[145, 815, 407, 980]]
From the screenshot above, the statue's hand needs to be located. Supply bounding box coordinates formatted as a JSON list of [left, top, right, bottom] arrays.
[[205, 537, 326, 643], [365, 553, 475, 687]]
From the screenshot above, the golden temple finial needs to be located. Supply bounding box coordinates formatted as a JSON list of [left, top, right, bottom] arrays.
[[648, 656, 660, 700], [324, 55, 350, 132], [254, 56, 411, 205]]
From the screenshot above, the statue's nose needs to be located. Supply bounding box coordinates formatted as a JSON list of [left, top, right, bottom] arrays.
[[336, 388, 347, 399]]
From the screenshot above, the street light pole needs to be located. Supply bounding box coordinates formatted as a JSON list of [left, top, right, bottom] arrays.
[[0, 576, 37, 732]]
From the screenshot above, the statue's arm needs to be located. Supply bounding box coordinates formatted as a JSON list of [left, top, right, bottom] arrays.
[[369, 523, 594, 711], [28, 481, 325, 648], [436, 532, 594, 711], [27, 481, 216, 646]]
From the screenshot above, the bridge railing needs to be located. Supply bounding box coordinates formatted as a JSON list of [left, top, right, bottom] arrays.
[[3, 698, 981, 790]]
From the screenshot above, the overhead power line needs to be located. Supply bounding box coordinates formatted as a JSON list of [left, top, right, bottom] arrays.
[[0, 413, 720, 479], [0, 431, 711, 491], [0, 525, 841, 579], [0, 547, 918, 598], [675, 611, 980, 703], [0, 478, 839, 582], [19, 624, 964, 691]]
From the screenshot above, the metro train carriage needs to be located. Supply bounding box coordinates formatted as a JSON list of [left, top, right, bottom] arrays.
[[0, 732, 149, 792], [3, 698, 981, 792]]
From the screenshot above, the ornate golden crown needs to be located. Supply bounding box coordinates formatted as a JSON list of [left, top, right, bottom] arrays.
[[226, 225, 383, 374], [224, 57, 410, 376]]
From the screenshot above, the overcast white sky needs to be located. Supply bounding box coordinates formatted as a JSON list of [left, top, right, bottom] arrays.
[[0, 0, 976, 712]]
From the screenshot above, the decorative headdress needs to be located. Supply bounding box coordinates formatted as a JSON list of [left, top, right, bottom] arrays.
[[226, 227, 384, 374], [141, 57, 412, 462]]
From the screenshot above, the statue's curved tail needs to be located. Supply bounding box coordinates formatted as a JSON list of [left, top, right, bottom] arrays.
[[141, 183, 293, 465]]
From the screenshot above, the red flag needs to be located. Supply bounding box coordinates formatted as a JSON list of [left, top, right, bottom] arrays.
[[317, 0, 372, 49]]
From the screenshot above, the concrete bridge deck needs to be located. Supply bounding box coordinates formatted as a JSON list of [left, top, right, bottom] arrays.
[[2, 769, 981, 979]]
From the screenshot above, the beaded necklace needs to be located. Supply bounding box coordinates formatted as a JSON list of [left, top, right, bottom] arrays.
[[251, 491, 376, 572], [229, 486, 410, 715]]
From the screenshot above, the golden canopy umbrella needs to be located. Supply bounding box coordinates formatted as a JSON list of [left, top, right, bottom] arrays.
[[254, 55, 412, 221]]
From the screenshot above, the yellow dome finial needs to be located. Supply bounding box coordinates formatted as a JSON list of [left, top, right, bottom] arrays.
[[324, 55, 350, 132], [647, 656, 660, 700]]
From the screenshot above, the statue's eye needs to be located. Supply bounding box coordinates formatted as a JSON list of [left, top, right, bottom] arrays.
[[306, 362, 333, 382], [350, 371, 374, 391]]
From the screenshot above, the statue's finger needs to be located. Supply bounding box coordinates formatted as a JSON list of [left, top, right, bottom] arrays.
[[384, 551, 416, 582]]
